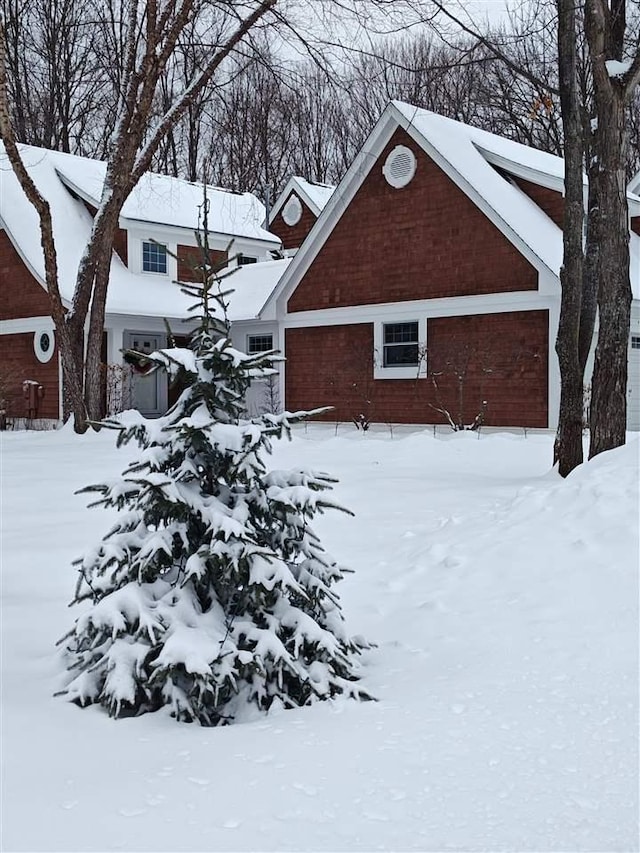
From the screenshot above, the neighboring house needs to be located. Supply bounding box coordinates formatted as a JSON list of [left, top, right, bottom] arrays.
[[268, 176, 335, 251], [259, 101, 640, 431], [0, 144, 282, 422]]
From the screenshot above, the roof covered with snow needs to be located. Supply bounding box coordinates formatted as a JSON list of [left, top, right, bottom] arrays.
[[52, 152, 278, 242], [0, 144, 284, 320], [269, 176, 336, 224], [391, 102, 564, 277], [265, 100, 640, 314]]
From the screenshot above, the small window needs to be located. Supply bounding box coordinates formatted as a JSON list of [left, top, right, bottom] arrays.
[[631, 335, 640, 350], [247, 334, 273, 354], [383, 322, 419, 367], [142, 241, 167, 274], [238, 254, 258, 266]]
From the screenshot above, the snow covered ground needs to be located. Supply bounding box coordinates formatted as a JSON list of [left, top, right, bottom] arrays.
[[1, 424, 638, 852]]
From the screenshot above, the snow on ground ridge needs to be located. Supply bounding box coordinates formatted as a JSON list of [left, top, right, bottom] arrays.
[[1, 426, 638, 852]]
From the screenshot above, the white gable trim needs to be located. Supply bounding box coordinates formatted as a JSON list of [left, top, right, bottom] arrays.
[[261, 103, 560, 322], [476, 146, 567, 194], [55, 168, 99, 208], [260, 113, 400, 320], [393, 107, 559, 280], [269, 176, 328, 224]]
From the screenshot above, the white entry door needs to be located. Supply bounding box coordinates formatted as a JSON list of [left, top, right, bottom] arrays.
[[124, 332, 167, 417]]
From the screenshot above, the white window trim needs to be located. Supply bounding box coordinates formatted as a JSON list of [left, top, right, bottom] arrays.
[[246, 332, 274, 354], [34, 329, 55, 363], [141, 240, 169, 276], [373, 317, 427, 380]]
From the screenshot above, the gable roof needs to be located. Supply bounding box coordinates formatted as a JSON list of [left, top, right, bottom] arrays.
[[262, 100, 640, 317], [52, 152, 278, 242], [0, 144, 282, 320], [269, 176, 335, 224]]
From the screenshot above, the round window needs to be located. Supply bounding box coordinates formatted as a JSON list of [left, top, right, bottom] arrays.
[[282, 194, 303, 227], [382, 145, 417, 189], [34, 329, 55, 363]]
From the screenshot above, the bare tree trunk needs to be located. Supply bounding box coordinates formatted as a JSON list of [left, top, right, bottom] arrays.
[[2, 0, 278, 432], [554, 0, 586, 477], [588, 91, 632, 456], [585, 0, 638, 458]]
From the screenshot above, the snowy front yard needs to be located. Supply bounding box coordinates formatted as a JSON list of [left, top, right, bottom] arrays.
[[1, 425, 638, 852]]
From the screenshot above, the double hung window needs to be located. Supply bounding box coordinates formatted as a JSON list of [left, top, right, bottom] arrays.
[[383, 321, 419, 367]]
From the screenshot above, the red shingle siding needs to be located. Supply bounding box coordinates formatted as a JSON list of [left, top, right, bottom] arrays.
[[285, 310, 548, 428], [287, 128, 538, 313], [270, 196, 317, 250], [113, 228, 128, 266], [0, 332, 59, 419], [177, 245, 227, 282], [83, 200, 128, 266], [426, 311, 548, 428], [0, 230, 51, 319], [512, 177, 565, 228]]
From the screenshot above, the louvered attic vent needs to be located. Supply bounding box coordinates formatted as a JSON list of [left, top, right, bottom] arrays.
[[382, 145, 417, 188], [282, 193, 303, 226]]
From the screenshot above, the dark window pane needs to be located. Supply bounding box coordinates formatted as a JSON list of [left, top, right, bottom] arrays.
[[384, 343, 419, 367], [142, 241, 167, 273], [247, 334, 273, 353], [384, 322, 418, 344]]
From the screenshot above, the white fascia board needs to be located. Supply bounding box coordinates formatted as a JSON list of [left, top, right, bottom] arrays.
[[269, 177, 310, 224], [104, 311, 197, 329], [281, 290, 559, 330], [477, 147, 569, 194], [123, 220, 278, 252], [269, 177, 328, 224], [268, 176, 298, 224], [395, 111, 557, 281], [261, 111, 401, 322], [288, 179, 324, 218], [55, 168, 100, 207], [0, 316, 56, 334], [123, 218, 280, 250]]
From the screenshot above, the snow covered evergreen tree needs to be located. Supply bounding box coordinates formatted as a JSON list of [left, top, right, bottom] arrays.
[[57, 236, 370, 725]]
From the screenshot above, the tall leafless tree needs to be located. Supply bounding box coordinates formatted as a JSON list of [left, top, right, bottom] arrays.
[[585, 0, 640, 458], [1, 0, 278, 432]]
